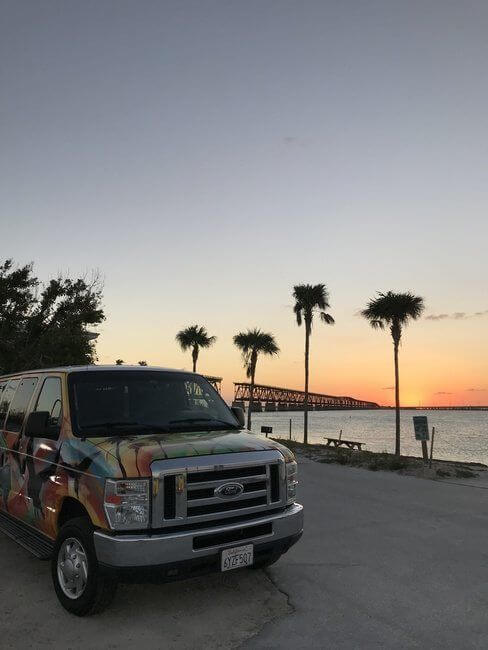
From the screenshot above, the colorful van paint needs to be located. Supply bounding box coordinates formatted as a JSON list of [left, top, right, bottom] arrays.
[[0, 367, 293, 540]]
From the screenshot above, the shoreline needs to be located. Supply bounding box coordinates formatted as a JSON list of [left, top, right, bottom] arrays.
[[273, 438, 488, 480], [251, 408, 488, 466]]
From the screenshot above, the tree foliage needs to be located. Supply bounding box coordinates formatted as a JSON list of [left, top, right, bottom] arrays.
[[0, 259, 105, 373], [175, 324, 216, 372], [233, 328, 279, 379], [292, 283, 335, 332], [361, 291, 425, 345]]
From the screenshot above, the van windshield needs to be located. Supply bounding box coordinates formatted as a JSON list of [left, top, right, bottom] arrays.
[[68, 371, 239, 437]]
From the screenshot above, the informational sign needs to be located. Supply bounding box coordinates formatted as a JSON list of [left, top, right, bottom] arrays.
[[261, 426, 273, 435], [413, 416, 430, 441]]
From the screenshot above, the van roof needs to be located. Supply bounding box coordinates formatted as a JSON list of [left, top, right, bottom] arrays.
[[0, 365, 187, 380]]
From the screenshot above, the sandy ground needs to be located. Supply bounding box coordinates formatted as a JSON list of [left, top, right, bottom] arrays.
[[2, 455, 488, 648]]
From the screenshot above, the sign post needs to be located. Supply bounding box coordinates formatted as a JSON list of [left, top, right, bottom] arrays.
[[429, 426, 436, 469], [413, 416, 430, 463]]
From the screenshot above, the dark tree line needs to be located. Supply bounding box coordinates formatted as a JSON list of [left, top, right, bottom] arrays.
[[0, 259, 105, 374]]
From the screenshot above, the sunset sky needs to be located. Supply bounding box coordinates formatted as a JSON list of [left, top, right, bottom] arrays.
[[2, 1, 487, 406]]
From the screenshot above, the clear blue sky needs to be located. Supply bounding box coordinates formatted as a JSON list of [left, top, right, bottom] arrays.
[[2, 1, 487, 404]]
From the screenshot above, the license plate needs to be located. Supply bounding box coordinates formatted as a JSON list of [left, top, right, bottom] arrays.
[[221, 544, 254, 571]]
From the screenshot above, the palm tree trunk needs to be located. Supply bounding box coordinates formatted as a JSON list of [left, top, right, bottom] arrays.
[[247, 362, 256, 430], [394, 341, 400, 456], [192, 346, 198, 373], [304, 326, 310, 444]]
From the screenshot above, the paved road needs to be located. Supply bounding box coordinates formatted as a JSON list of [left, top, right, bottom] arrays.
[[0, 528, 288, 649], [2, 457, 488, 648], [246, 456, 488, 649]]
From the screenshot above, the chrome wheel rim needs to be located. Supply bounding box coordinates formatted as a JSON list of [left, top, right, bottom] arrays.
[[57, 537, 88, 599]]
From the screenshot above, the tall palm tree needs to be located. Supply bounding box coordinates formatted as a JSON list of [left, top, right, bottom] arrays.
[[293, 284, 335, 444], [138, 360, 148, 366], [233, 328, 279, 430], [361, 291, 425, 456], [115, 359, 124, 365], [176, 325, 216, 373]]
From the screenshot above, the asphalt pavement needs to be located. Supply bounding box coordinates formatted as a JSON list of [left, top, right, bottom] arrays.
[[246, 456, 488, 649], [2, 456, 488, 649]]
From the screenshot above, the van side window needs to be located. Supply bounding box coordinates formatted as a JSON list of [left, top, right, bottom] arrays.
[[5, 377, 38, 433], [0, 379, 20, 428], [34, 377, 63, 435]]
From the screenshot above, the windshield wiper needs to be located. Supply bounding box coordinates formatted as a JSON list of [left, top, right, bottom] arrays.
[[81, 421, 141, 429], [79, 418, 238, 436], [80, 421, 170, 433], [167, 417, 239, 430]]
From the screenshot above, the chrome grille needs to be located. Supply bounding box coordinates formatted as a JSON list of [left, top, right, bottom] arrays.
[[151, 450, 286, 529]]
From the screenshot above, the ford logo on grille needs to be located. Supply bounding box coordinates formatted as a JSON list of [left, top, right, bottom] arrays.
[[215, 482, 244, 499]]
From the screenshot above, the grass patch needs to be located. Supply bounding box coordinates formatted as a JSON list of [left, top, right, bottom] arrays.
[[436, 469, 451, 478], [273, 439, 419, 474], [455, 468, 477, 479], [272, 438, 484, 481]]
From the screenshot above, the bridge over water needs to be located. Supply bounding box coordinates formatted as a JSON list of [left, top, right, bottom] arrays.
[[382, 406, 488, 411], [233, 382, 379, 412]]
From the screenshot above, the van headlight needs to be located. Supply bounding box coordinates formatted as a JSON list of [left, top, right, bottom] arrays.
[[285, 460, 298, 504], [104, 479, 150, 530]]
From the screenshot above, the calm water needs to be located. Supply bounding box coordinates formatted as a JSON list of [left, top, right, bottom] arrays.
[[250, 409, 488, 465]]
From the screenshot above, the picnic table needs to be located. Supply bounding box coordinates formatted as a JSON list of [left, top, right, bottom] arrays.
[[323, 437, 364, 450]]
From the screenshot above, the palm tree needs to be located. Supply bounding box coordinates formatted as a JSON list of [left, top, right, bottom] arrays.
[[138, 360, 148, 366], [233, 328, 279, 430], [293, 284, 335, 444], [115, 359, 124, 365], [361, 291, 425, 456], [175, 325, 217, 373]]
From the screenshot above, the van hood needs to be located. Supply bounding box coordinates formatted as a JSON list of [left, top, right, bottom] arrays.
[[76, 429, 294, 479]]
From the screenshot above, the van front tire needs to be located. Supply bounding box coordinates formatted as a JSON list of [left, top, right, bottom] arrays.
[[52, 517, 117, 616]]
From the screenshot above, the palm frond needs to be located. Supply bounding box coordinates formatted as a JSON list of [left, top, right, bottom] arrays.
[[176, 324, 217, 351], [292, 283, 333, 330], [233, 328, 279, 374], [293, 302, 303, 326], [320, 311, 335, 325], [361, 291, 425, 330], [370, 319, 384, 330]]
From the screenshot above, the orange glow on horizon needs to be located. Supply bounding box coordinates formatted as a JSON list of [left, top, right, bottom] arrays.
[[96, 302, 488, 409]]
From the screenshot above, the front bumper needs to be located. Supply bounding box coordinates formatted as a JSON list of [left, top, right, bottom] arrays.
[[94, 503, 303, 570]]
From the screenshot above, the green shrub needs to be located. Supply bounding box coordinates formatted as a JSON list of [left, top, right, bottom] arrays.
[[436, 469, 451, 477], [455, 469, 477, 479]]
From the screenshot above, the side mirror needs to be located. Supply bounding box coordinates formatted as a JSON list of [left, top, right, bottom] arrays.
[[24, 411, 55, 438], [231, 406, 245, 428]]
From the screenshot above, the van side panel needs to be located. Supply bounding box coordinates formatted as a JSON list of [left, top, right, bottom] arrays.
[[1, 432, 114, 538], [0, 373, 116, 539]]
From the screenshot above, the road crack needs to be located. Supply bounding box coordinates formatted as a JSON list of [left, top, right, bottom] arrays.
[[237, 570, 294, 648], [263, 568, 295, 612]]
